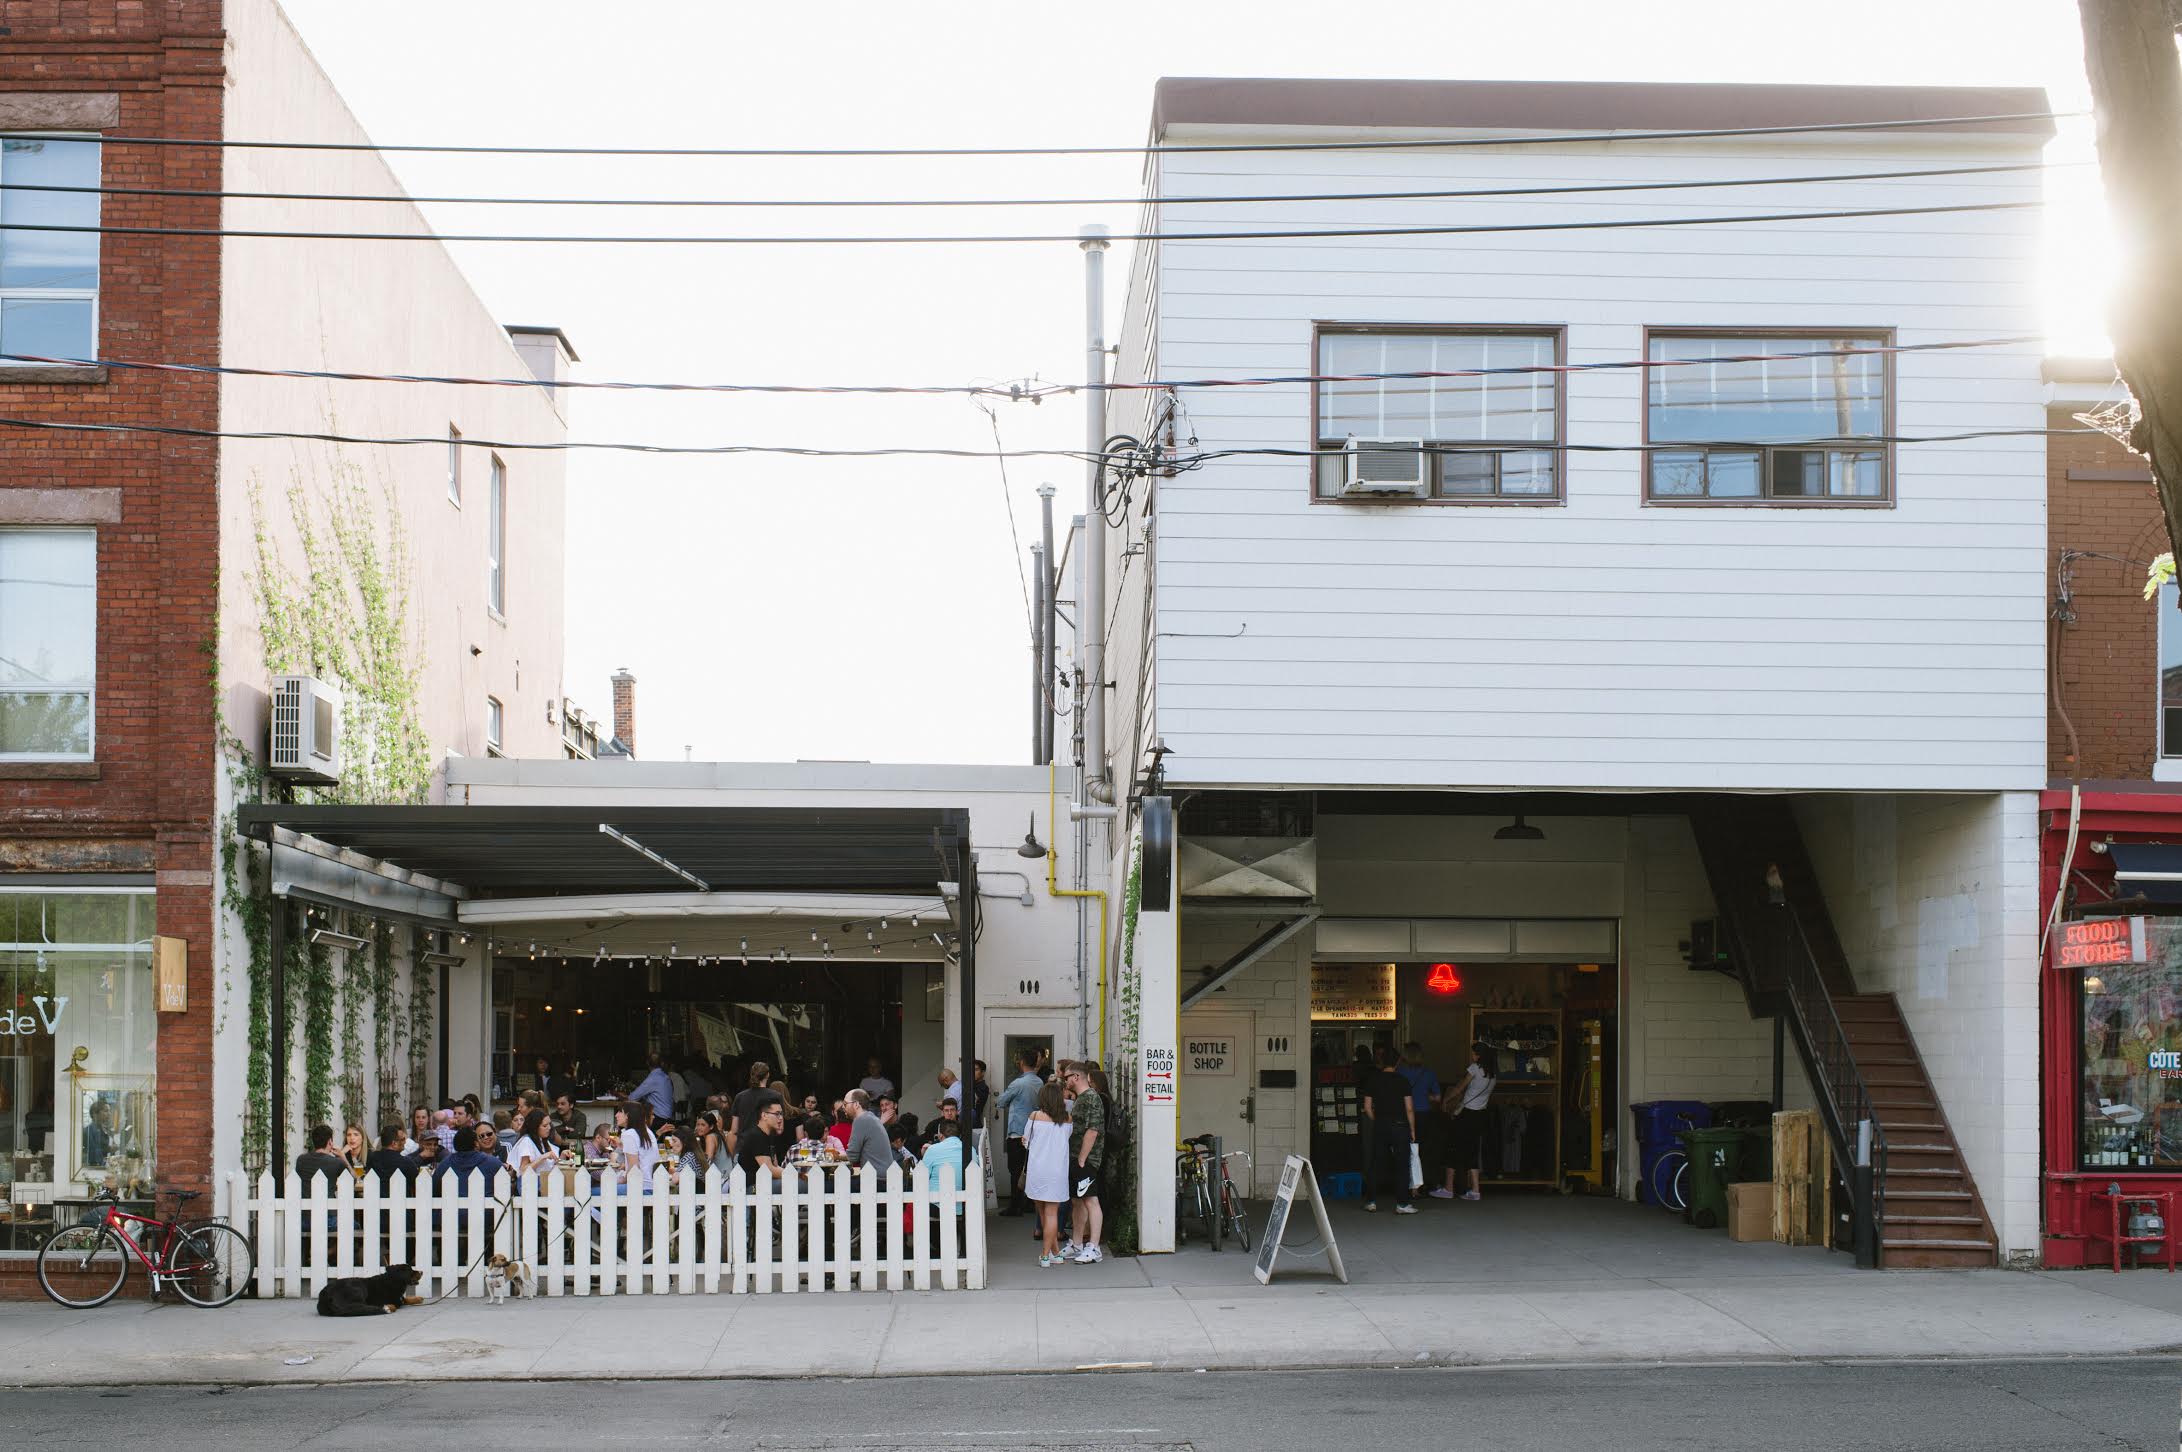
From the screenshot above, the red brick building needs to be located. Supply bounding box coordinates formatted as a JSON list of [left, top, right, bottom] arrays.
[[0, 0, 573, 1274]]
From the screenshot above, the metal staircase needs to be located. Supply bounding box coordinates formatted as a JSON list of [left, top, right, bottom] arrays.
[[1687, 801, 1997, 1269]]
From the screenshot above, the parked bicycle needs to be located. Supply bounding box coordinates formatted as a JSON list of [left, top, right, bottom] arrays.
[[1215, 1148, 1253, 1252], [1177, 1138, 1221, 1248], [37, 1186, 255, 1309], [1650, 1111, 1704, 1214]]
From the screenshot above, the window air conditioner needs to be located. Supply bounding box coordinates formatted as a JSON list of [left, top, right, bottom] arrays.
[[1341, 438, 1428, 497], [268, 674, 343, 785]]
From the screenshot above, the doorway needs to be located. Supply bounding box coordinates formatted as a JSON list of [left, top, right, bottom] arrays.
[[1180, 1013, 1256, 1189]]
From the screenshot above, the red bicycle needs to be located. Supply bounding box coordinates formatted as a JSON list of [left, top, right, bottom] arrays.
[[37, 1186, 255, 1309]]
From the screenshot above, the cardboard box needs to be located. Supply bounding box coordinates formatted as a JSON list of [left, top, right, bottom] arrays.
[[1727, 1181, 1774, 1243]]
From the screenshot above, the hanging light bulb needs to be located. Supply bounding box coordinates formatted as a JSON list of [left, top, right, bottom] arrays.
[[880, 918, 890, 930], [911, 912, 922, 927], [871, 943, 881, 957], [669, 941, 679, 958], [866, 928, 875, 943]]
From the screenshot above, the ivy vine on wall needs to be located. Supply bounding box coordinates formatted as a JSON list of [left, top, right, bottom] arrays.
[[1107, 841, 1146, 1256]]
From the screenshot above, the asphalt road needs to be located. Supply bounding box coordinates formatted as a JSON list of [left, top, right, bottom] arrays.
[[5, 1359, 2176, 1450]]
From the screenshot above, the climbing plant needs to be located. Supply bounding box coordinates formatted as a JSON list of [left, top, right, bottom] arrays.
[[1107, 841, 1146, 1255]]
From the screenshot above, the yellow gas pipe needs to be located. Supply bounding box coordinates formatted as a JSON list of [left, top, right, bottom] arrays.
[[1045, 758, 1109, 1060]]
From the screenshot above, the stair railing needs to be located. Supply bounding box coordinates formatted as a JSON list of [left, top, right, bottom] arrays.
[[1764, 899, 1888, 1267]]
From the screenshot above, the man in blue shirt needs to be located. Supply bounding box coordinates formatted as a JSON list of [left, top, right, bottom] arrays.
[[1398, 1042, 1443, 1208], [431, 1125, 504, 1191], [993, 1047, 1043, 1216], [628, 1053, 676, 1127]]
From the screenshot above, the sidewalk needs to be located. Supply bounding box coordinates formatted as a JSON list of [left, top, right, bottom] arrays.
[[5, 1198, 2181, 1385]]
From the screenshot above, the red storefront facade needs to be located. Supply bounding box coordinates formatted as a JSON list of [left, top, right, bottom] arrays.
[[2038, 787, 2182, 1266]]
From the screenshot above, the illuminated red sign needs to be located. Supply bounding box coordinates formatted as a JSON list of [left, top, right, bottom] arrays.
[[1425, 962, 1462, 994], [2057, 917, 2148, 969]]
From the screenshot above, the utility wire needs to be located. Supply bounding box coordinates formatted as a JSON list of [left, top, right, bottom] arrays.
[[0, 413, 2092, 458], [31, 109, 2071, 158], [0, 158, 2071, 211], [976, 399, 1038, 646], [0, 335, 2041, 401], [0, 196, 2041, 245]]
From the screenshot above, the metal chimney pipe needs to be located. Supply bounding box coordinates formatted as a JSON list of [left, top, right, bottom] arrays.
[[1029, 541, 1046, 765], [1079, 223, 1112, 803], [1037, 483, 1058, 765]]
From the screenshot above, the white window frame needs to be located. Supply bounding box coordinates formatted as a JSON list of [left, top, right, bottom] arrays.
[[0, 526, 96, 761], [485, 695, 504, 756], [0, 133, 102, 368], [487, 454, 506, 617], [2160, 583, 2182, 764], [447, 426, 462, 506]]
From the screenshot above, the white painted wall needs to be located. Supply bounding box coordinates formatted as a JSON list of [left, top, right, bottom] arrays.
[[1131, 126, 2046, 793], [1798, 791, 2042, 1258]]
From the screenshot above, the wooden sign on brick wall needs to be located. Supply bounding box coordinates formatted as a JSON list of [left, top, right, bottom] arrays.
[[155, 936, 187, 1013]]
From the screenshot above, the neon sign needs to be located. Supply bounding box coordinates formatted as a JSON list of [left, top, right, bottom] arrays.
[[1425, 962, 1462, 994], [2057, 917, 2148, 969]]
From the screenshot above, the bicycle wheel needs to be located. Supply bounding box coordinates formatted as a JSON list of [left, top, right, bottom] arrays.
[[38, 1223, 129, 1308], [1672, 1160, 1693, 1217], [1651, 1150, 1689, 1211], [1221, 1180, 1251, 1252], [168, 1222, 254, 1308]]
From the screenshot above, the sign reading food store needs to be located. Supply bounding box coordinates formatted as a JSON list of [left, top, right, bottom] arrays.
[[2056, 916, 2148, 969]]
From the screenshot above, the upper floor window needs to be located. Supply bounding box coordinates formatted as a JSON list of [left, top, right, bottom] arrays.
[[447, 426, 462, 506], [1646, 331, 1890, 504], [1313, 328, 1561, 503], [0, 137, 100, 364], [0, 528, 95, 758], [487, 455, 506, 615], [485, 696, 504, 755], [2161, 584, 2182, 760]]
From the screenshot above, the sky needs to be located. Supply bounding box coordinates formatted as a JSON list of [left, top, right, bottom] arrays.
[[276, 0, 2113, 766]]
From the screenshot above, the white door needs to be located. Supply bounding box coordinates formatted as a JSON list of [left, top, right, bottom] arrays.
[[1179, 1013, 1255, 1183]]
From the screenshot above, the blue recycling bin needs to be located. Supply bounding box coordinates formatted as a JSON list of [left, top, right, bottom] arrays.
[[1631, 1100, 1712, 1206]]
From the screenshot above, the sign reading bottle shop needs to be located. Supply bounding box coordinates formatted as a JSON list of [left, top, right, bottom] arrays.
[[2056, 917, 2149, 969]]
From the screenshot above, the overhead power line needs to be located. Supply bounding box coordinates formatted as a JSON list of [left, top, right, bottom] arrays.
[[0, 158, 2070, 211], [0, 413, 2089, 459], [0, 335, 2043, 401], [0, 197, 2041, 246], [32, 109, 2071, 158]]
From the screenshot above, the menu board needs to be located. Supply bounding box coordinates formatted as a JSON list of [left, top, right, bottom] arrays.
[[1311, 962, 1397, 1021]]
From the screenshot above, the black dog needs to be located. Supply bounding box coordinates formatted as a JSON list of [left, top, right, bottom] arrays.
[[315, 1264, 423, 1317]]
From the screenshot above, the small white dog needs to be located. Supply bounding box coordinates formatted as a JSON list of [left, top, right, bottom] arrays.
[[483, 1254, 510, 1304]]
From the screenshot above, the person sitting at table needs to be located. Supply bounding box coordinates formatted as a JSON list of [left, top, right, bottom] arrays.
[[614, 1102, 661, 1187], [294, 1123, 346, 1190], [887, 1122, 917, 1171], [509, 1109, 556, 1180], [431, 1125, 501, 1191], [825, 1101, 854, 1150], [551, 1092, 588, 1141], [736, 1099, 787, 1186], [695, 1111, 732, 1178], [588, 1123, 618, 1161], [475, 1121, 507, 1165], [367, 1123, 417, 1188], [530, 1054, 573, 1103], [729, 1063, 783, 1153], [627, 1053, 676, 1128], [859, 1056, 895, 1101], [918, 1119, 975, 1250], [406, 1106, 435, 1157], [340, 1124, 370, 1172], [918, 1094, 962, 1153]]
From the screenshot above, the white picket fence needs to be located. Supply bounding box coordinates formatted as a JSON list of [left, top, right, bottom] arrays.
[[223, 1162, 986, 1299]]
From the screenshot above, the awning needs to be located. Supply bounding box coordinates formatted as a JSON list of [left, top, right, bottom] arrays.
[[2105, 843, 2182, 904]]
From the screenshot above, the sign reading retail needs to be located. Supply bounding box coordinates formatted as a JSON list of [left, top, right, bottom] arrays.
[[1310, 962, 1396, 1021], [2057, 917, 2149, 969], [1254, 1154, 1348, 1286], [1187, 1037, 1234, 1075], [1144, 1045, 1176, 1106]]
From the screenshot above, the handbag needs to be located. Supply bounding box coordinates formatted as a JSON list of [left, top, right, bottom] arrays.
[[1408, 1142, 1425, 1190]]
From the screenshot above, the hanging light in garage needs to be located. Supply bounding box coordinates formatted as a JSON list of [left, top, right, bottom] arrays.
[[1493, 816, 1544, 842]]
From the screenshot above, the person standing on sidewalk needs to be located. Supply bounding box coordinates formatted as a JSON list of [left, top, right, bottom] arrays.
[[1024, 1078, 1071, 1266], [1360, 1045, 1418, 1214], [995, 1046, 1043, 1217], [1436, 1042, 1496, 1201], [1397, 1042, 1442, 1206], [1065, 1061, 1108, 1262]]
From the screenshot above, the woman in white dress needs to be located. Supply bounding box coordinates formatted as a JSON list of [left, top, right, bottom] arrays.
[[1023, 1079, 1072, 1266]]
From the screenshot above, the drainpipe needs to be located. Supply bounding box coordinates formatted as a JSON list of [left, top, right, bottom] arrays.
[[1037, 483, 1057, 766], [1029, 541, 1046, 765], [1079, 224, 1112, 805]]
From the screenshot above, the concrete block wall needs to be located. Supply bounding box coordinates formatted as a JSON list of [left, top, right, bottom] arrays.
[[1179, 917, 1306, 1197], [1797, 791, 2041, 1258]]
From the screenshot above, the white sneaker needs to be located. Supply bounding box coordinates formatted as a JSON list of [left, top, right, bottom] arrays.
[[1073, 1244, 1104, 1264], [1393, 1203, 1418, 1215], [1060, 1240, 1081, 1259], [1461, 1190, 1481, 1201], [1429, 1187, 1456, 1200]]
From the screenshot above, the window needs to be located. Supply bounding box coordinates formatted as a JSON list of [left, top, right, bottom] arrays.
[[0, 888, 157, 1212], [2162, 584, 2182, 759], [446, 426, 462, 506], [487, 455, 506, 615], [1646, 331, 1889, 503], [0, 137, 100, 364], [0, 528, 95, 758], [2079, 921, 2182, 1169], [485, 696, 504, 755], [1313, 328, 1561, 502]]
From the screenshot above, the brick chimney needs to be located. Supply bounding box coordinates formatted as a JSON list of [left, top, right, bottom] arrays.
[[610, 668, 636, 756]]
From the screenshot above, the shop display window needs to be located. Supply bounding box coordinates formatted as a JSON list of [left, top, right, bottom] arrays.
[[2080, 921, 2182, 1169], [0, 888, 155, 1251]]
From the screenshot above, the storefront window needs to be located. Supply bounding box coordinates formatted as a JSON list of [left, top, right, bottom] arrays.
[[2080, 919, 2182, 1168], [0, 888, 155, 1249]]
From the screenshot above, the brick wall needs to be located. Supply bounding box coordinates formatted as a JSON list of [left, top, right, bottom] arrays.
[[0, 2, 226, 1198], [2048, 408, 2164, 780]]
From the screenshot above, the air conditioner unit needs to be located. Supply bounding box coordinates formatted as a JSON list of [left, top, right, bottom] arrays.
[[268, 675, 343, 785], [1340, 437, 1428, 497]]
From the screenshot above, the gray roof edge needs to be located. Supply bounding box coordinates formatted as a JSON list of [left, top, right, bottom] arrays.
[[446, 756, 1056, 796]]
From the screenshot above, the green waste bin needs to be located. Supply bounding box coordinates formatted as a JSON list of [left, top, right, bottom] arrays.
[[1677, 1127, 1749, 1230]]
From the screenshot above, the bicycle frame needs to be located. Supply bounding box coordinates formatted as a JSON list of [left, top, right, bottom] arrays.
[[88, 1206, 198, 1286]]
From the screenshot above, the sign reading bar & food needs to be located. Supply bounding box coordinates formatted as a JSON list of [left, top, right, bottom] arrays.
[[1310, 962, 1396, 1022]]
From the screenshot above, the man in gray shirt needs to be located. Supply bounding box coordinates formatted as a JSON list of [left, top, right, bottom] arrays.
[[843, 1090, 894, 1175]]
